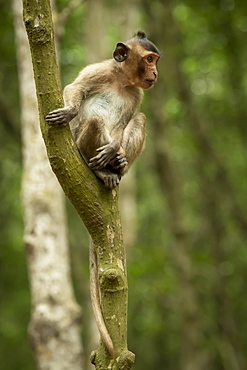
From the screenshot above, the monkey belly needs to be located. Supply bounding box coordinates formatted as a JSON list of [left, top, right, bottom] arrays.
[[80, 92, 133, 130]]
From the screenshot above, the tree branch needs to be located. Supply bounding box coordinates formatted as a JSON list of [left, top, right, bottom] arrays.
[[22, 0, 134, 368]]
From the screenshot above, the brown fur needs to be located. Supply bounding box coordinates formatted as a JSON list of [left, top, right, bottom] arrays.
[[46, 32, 160, 189]]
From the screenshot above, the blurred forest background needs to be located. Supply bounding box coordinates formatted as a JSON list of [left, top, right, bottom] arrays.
[[1, 0, 247, 369]]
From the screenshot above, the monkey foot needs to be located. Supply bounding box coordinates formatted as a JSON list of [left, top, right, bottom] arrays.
[[93, 169, 120, 189]]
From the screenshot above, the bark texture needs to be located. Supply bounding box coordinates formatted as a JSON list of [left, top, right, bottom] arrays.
[[22, 0, 134, 368], [13, 0, 83, 369]]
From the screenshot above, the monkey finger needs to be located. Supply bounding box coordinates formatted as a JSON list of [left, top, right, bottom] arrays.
[[110, 158, 128, 169], [116, 153, 128, 163], [116, 160, 128, 168], [89, 152, 113, 168], [89, 153, 103, 164], [89, 163, 104, 170], [89, 157, 107, 169], [46, 112, 67, 124], [46, 108, 66, 117], [46, 113, 64, 119], [90, 149, 108, 161], [46, 117, 66, 124], [110, 153, 128, 169], [46, 106, 77, 125], [95, 144, 111, 152], [89, 160, 108, 170]]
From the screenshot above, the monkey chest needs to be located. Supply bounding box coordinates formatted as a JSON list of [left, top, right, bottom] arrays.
[[81, 92, 134, 128]]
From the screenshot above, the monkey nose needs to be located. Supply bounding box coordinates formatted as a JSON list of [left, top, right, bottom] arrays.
[[153, 72, 157, 78]]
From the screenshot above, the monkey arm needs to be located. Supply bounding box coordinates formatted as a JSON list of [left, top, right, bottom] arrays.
[[46, 81, 94, 125], [63, 82, 84, 112], [46, 79, 87, 125], [63, 61, 113, 110], [88, 122, 126, 170], [46, 61, 113, 125]]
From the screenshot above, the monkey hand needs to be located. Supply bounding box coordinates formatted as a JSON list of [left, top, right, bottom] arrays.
[[109, 153, 128, 170], [89, 143, 120, 170], [46, 106, 77, 125]]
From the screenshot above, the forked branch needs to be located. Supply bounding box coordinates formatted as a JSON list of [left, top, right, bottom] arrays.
[[22, 0, 135, 368]]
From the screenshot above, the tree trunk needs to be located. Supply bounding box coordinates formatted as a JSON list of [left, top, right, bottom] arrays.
[[22, 0, 134, 368], [13, 0, 83, 369]]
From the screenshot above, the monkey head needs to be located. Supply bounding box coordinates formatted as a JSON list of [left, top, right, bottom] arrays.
[[113, 31, 160, 90]]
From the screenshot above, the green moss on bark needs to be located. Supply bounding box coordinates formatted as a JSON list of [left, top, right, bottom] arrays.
[[22, 0, 135, 368]]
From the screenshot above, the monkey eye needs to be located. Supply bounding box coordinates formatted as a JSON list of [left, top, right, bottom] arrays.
[[147, 55, 153, 63]]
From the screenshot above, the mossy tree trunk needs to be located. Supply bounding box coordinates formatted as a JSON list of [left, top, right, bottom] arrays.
[[22, 0, 135, 369]]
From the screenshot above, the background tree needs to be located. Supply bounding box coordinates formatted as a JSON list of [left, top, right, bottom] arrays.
[[12, 0, 83, 368]]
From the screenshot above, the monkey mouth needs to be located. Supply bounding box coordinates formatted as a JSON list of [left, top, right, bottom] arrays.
[[145, 79, 155, 86]]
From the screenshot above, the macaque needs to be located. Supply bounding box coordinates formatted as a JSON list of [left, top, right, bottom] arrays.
[[46, 31, 160, 189], [46, 31, 160, 357]]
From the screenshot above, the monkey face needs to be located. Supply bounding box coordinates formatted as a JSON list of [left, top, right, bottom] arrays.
[[113, 40, 160, 90], [137, 51, 160, 89], [124, 48, 160, 90]]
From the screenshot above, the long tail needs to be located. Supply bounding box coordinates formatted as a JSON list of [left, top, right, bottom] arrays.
[[89, 237, 114, 356]]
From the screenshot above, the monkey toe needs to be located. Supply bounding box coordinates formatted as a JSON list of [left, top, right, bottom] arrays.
[[93, 169, 120, 189], [104, 174, 120, 189]]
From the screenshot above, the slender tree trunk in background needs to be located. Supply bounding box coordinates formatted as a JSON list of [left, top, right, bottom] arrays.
[[22, 0, 135, 368], [144, 2, 211, 369], [12, 0, 83, 369], [85, 0, 107, 64], [199, 165, 245, 370]]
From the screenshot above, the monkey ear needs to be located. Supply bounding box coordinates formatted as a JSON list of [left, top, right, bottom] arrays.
[[113, 42, 130, 62]]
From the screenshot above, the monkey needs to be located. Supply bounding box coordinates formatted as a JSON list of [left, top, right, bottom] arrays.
[[46, 31, 160, 189], [46, 31, 160, 357]]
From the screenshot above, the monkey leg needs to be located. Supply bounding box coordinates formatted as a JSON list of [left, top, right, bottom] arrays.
[[75, 115, 111, 162], [112, 112, 146, 176], [75, 116, 120, 189]]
